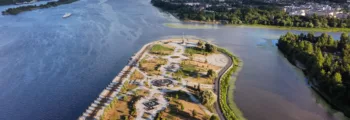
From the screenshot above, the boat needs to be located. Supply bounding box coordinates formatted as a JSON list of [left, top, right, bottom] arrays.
[[62, 13, 72, 18]]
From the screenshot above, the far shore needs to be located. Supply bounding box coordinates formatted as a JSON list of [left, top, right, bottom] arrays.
[[168, 20, 350, 32]]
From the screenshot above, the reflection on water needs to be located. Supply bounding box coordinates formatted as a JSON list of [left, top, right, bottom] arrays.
[[164, 23, 220, 29]]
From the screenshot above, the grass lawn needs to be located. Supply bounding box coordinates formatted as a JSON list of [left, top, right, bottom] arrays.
[[150, 44, 174, 55], [130, 70, 144, 80], [120, 82, 138, 94], [174, 60, 220, 84], [139, 57, 167, 76], [157, 91, 208, 120], [101, 96, 138, 120], [135, 89, 150, 97], [185, 47, 211, 56]]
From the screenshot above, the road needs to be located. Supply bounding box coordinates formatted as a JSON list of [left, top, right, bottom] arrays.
[[213, 51, 234, 120]]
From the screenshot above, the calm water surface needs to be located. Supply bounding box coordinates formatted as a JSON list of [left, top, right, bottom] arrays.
[[0, 0, 348, 120]]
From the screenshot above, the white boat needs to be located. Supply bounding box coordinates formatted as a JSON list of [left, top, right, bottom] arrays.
[[62, 13, 72, 18]]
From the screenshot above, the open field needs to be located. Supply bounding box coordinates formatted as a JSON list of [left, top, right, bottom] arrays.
[[130, 70, 145, 81], [150, 44, 175, 55], [139, 57, 167, 76], [157, 91, 208, 120]]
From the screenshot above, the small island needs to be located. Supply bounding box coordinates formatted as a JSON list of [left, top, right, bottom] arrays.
[[278, 32, 350, 117], [2, 0, 78, 15], [78, 38, 243, 120]]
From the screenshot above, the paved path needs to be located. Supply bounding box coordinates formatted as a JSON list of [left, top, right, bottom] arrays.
[[213, 52, 234, 120]]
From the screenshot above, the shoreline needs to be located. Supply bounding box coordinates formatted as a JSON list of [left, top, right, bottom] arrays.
[[279, 49, 350, 118], [215, 46, 246, 120], [168, 20, 350, 32], [227, 56, 245, 120], [308, 74, 350, 118], [79, 40, 153, 119]]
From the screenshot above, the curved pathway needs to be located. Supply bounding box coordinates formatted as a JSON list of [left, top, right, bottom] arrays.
[[213, 52, 234, 120]]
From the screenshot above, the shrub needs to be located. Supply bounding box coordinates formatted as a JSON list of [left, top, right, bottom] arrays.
[[199, 90, 217, 106], [210, 114, 220, 120]]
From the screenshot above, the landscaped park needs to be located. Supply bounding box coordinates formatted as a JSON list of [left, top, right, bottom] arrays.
[[79, 38, 242, 120]]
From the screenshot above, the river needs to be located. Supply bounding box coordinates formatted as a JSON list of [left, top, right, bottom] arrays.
[[0, 0, 348, 120]]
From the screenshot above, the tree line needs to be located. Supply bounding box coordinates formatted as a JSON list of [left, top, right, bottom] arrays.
[[277, 32, 350, 111], [151, 0, 350, 29], [0, 0, 32, 6], [2, 0, 78, 15]]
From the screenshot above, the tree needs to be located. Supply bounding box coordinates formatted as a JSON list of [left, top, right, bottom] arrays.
[[205, 43, 217, 53], [207, 69, 217, 78], [180, 103, 184, 110], [342, 44, 350, 64], [199, 90, 217, 106], [123, 116, 128, 120], [307, 32, 315, 42], [305, 42, 314, 54], [197, 83, 201, 90], [197, 41, 205, 49], [315, 48, 324, 67], [192, 109, 197, 117], [210, 114, 219, 120], [123, 96, 128, 101], [333, 72, 342, 84], [339, 33, 349, 50], [340, 33, 349, 43]]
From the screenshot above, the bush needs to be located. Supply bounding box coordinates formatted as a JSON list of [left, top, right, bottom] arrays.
[[210, 114, 220, 120], [199, 90, 217, 106]]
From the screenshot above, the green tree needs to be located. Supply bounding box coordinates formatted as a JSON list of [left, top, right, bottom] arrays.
[[192, 110, 197, 117], [333, 72, 342, 84], [205, 43, 217, 53], [199, 90, 217, 106], [305, 42, 314, 54], [210, 114, 219, 120], [207, 69, 217, 78], [123, 96, 128, 101], [180, 103, 184, 110], [197, 41, 205, 49], [339, 33, 349, 50]]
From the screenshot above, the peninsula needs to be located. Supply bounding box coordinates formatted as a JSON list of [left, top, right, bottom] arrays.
[[78, 38, 243, 120]]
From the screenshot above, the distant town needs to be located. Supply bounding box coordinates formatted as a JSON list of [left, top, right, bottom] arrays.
[[159, 0, 350, 18], [284, 2, 349, 18]]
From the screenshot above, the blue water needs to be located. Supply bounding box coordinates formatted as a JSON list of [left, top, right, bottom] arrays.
[[0, 0, 348, 120]]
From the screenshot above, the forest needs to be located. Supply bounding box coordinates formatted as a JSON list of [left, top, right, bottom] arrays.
[[277, 32, 350, 113], [151, 0, 350, 29], [0, 0, 33, 5], [2, 0, 77, 15]]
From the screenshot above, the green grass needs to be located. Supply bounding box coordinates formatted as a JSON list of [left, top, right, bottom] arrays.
[[170, 56, 180, 58], [185, 47, 210, 55], [150, 44, 174, 55], [217, 47, 246, 120]]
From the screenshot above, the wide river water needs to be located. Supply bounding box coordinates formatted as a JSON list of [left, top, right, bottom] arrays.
[[0, 0, 349, 120]]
